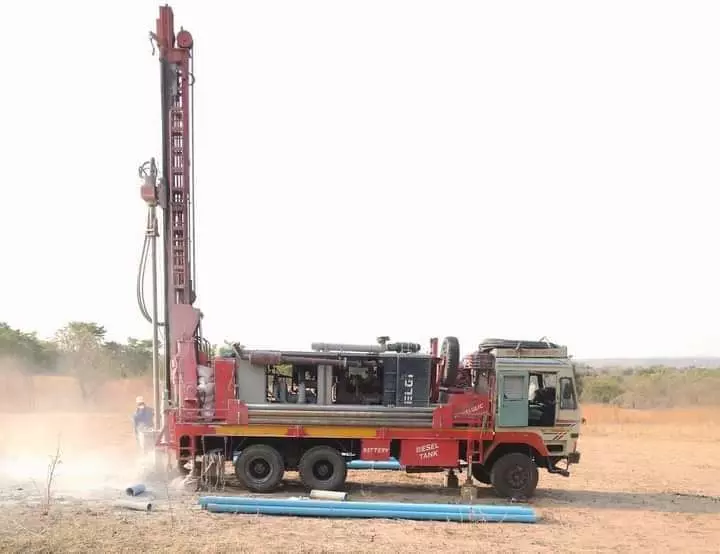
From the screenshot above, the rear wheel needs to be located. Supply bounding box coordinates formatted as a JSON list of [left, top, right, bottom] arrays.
[[490, 452, 539, 499], [234, 444, 285, 493], [298, 446, 347, 491]]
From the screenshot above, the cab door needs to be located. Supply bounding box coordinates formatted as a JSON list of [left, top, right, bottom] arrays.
[[496, 370, 529, 427], [556, 368, 580, 424]]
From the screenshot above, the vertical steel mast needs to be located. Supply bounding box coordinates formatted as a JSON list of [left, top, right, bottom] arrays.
[[142, 5, 202, 421]]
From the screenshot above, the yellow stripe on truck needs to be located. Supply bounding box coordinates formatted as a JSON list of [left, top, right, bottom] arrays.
[[302, 426, 378, 438], [209, 425, 290, 437]]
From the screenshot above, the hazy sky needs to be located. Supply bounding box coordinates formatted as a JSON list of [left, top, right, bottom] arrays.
[[1, 1, 718, 359]]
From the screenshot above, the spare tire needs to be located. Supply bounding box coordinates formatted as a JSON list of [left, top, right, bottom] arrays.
[[440, 336, 460, 386]]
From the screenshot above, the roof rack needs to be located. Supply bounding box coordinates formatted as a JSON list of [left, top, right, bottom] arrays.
[[479, 338, 568, 359], [479, 338, 560, 350]]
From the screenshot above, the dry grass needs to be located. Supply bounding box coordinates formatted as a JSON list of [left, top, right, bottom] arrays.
[[582, 404, 720, 442], [582, 403, 720, 425], [1, 399, 719, 553]]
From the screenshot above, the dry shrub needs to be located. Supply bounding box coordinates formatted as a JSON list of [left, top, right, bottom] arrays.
[[40, 443, 62, 515]]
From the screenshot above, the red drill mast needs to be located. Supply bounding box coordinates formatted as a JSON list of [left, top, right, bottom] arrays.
[[141, 5, 207, 421], [155, 5, 194, 310]]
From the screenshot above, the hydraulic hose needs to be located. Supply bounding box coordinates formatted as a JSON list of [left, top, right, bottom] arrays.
[[137, 208, 166, 328], [136, 226, 151, 323]]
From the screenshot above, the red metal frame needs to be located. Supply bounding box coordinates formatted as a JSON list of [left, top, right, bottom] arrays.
[[168, 354, 540, 469], [156, 6, 194, 310], [153, 6, 203, 418]]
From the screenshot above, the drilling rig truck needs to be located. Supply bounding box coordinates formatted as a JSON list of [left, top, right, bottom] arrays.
[[138, 5, 582, 500]]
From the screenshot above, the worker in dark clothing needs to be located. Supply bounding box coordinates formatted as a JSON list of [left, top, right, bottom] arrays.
[[133, 396, 154, 451]]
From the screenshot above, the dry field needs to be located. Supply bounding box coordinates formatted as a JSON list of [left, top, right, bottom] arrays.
[[0, 383, 719, 553]]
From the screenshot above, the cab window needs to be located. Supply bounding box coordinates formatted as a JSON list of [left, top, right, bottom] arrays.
[[559, 377, 577, 410]]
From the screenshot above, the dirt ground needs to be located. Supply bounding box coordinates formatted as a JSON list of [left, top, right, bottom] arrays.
[[0, 397, 719, 553]]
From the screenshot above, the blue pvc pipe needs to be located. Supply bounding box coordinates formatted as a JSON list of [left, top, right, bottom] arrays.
[[347, 456, 400, 469], [205, 503, 536, 523], [346, 460, 401, 470], [125, 484, 146, 496], [198, 496, 535, 516]]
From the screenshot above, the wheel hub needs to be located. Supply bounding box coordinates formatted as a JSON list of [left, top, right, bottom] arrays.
[[313, 461, 333, 481], [249, 458, 271, 481], [507, 464, 529, 489]]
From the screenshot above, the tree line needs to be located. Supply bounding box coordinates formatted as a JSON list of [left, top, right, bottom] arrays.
[[0, 321, 155, 379], [4, 320, 720, 408], [576, 365, 720, 409]]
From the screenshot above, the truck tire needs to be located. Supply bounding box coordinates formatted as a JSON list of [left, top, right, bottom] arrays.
[[298, 446, 347, 491], [234, 444, 285, 493], [438, 336, 460, 403], [489, 452, 539, 499], [471, 463, 491, 485], [440, 336, 460, 385]]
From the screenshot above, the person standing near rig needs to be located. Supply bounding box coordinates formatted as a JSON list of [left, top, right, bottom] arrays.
[[132, 396, 154, 451]]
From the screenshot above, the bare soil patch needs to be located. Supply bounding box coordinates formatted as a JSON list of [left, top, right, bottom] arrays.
[[0, 390, 719, 553]]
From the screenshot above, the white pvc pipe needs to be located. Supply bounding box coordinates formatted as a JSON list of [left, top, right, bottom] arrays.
[[309, 490, 348, 501], [114, 499, 153, 512]]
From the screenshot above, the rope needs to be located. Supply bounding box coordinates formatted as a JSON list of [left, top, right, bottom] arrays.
[[197, 450, 226, 492]]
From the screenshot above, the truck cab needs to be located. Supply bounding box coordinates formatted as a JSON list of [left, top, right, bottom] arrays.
[[469, 339, 582, 495]]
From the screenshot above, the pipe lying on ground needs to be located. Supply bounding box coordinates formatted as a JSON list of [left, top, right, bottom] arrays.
[[309, 490, 348, 501], [204, 503, 536, 523], [125, 484, 146, 496], [114, 499, 153, 512], [198, 496, 535, 517]]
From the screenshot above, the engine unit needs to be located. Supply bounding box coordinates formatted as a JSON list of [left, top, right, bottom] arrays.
[[381, 353, 433, 407]]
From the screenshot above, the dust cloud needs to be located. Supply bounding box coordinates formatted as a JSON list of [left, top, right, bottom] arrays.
[[0, 362, 161, 503]]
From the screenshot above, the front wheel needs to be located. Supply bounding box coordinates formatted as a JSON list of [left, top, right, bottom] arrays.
[[490, 452, 539, 499], [298, 446, 347, 491], [234, 444, 285, 493]]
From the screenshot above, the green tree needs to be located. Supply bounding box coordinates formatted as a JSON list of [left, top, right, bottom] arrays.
[[106, 337, 155, 377], [54, 321, 106, 352], [0, 322, 57, 372], [2, 320, 157, 385], [54, 321, 109, 400]]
